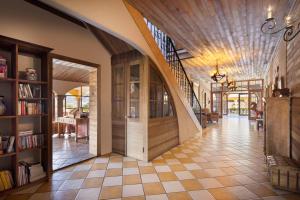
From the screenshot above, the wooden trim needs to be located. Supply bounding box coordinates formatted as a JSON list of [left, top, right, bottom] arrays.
[[49, 53, 99, 68], [24, 0, 86, 29]]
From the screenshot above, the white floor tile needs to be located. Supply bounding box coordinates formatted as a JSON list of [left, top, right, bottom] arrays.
[[198, 178, 223, 189], [141, 174, 160, 183], [103, 176, 122, 186], [189, 190, 216, 200], [75, 188, 100, 200], [155, 165, 171, 173], [87, 170, 106, 178], [122, 184, 144, 197], [146, 194, 168, 200], [123, 168, 139, 175], [162, 181, 185, 193], [107, 162, 123, 169], [175, 171, 195, 180]]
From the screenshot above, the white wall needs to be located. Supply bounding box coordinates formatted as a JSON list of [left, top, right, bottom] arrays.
[[44, 0, 203, 144], [0, 0, 112, 155]]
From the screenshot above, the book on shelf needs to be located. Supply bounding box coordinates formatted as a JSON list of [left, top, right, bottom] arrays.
[[18, 131, 44, 150], [19, 84, 33, 98], [18, 101, 44, 115], [0, 170, 14, 191], [18, 84, 41, 98], [18, 161, 45, 186], [0, 136, 15, 154]]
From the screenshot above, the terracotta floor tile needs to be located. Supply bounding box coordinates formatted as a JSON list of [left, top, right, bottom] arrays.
[[167, 192, 193, 200], [123, 175, 142, 185], [81, 177, 103, 188], [122, 196, 145, 200], [100, 186, 122, 199], [158, 172, 178, 181], [143, 182, 165, 195], [139, 166, 156, 174], [106, 168, 123, 176], [245, 183, 278, 197], [91, 163, 107, 170], [109, 156, 123, 163], [36, 180, 64, 192], [124, 161, 138, 168], [180, 179, 204, 191], [191, 170, 210, 178], [53, 189, 79, 200], [169, 164, 187, 172], [216, 176, 241, 187], [69, 171, 89, 179], [208, 188, 239, 200], [221, 167, 241, 175]]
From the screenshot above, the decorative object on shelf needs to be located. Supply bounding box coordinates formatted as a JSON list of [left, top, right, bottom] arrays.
[[25, 68, 37, 81], [211, 60, 225, 82], [261, 6, 300, 41], [0, 56, 7, 78], [272, 88, 290, 97], [0, 96, 6, 115]]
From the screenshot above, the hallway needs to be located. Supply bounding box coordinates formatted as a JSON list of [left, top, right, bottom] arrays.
[[4, 117, 299, 200]]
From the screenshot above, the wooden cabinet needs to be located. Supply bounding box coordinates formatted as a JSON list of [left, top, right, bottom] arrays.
[[265, 97, 290, 157]]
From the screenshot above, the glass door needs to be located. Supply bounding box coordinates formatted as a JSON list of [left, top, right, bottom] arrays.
[[228, 93, 239, 116], [212, 92, 221, 117], [239, 93, 249, 116], [222, 93, 228, 115]]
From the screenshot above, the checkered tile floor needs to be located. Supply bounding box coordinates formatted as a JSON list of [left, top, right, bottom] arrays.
[[3, 117, 300, 199]]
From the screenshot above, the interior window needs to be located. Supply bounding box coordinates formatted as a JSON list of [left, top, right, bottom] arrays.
[[149, 66, 174, 118]]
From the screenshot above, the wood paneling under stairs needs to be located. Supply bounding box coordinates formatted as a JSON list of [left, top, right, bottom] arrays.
[[148, 117, 179, 160]]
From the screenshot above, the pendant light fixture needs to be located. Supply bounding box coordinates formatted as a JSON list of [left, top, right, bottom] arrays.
[[211, 60, 225, 82]]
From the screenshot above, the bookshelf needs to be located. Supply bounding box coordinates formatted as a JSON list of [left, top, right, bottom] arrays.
[[0, 35, 51, 193]]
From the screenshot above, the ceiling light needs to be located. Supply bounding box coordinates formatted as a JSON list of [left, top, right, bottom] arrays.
[[211, 60, 225, 82]]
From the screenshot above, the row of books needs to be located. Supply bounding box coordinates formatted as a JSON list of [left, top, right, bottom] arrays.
[[18, 101, 44, 115], [18, 133, 44, 150], [18, 162, 45, 186], [19, 84, 34, 98], [18, 162, 30, 186], [0, 170, 14, 191], [0, 136, 15, 154]]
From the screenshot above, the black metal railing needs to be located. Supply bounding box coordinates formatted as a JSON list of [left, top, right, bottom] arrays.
[[145, 19, 202, 125]]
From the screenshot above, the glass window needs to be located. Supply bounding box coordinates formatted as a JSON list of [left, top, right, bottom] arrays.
[[149, 67, 174, 118], [128, 64, 140, 118]]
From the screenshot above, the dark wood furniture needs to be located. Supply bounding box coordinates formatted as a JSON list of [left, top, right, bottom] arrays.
[[0, 35, 51, 194], [57, 117, 89, 142]]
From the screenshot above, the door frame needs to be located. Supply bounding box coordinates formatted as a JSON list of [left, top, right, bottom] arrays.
[[48, 53, 99, 172]]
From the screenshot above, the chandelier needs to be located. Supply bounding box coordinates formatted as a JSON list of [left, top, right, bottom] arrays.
[[261, 6, 300, 41], [225, 76, 237, 91], [211, 60, 225, 82]]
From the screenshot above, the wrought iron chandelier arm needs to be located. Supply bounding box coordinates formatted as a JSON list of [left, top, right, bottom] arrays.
[[283, 22, 300, 41], [261, 18, 286, 34]]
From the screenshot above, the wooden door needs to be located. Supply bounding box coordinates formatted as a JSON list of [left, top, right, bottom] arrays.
[[112, 64, 126, 155]]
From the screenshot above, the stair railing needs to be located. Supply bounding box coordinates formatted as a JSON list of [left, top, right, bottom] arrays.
[[145, 19, 202, 125]]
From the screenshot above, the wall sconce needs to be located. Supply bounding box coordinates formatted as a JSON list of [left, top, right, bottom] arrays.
[[261, 6, 300, 41]]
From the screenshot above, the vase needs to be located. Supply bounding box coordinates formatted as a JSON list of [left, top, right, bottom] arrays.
[[0, 96, 6, 115]]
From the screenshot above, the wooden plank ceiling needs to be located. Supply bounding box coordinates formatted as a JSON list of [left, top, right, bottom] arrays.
[[53, 59, 94, 83], [126, 0, 296, 81]]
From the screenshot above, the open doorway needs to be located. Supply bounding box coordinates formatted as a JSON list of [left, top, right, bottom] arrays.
[[51, 56, 98, 170], [227, 93, 249, 116]]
